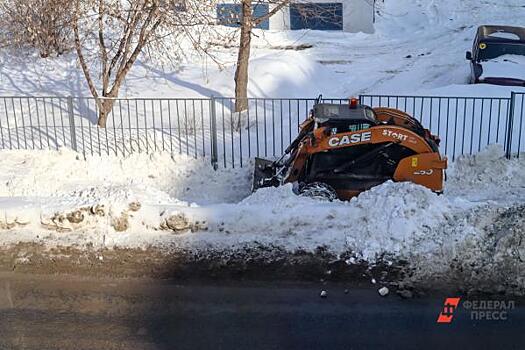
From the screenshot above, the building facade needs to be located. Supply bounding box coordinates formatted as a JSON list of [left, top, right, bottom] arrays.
[[217, 1, 375, 33]]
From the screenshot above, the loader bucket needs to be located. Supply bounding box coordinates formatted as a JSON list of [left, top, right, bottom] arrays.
[[252, 157, 278, 192]]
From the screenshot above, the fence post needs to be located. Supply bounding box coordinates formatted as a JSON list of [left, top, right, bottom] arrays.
[[505, 92, 516, 159], [67, 97, 78, 153], [209, 96, 219, 170]]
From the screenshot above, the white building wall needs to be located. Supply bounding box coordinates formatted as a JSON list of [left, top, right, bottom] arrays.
[[269, 3, 291, 30], [269, 0, 375, 34]]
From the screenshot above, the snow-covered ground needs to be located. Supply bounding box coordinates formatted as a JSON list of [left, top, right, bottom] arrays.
[[1, 0, 524, 100], [0, 0, 524, 293], [0, 145, 524, 290]]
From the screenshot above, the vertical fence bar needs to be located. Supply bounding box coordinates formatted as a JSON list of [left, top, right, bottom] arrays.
[[167, 100, 173, 156], [272, 99, 276, 157], [158, 100, 165, 152], [58, 98, 67, 147], [84, 99, 92, 156], [3, 99, 12, 149], [192, 100, 197, 159], [26, 99, 35, 150], [127, 99, 133, 154], [18, 98, 28, 149], [478, 99, 484, 152], [141, 100, 148, 153], [238, 98, 243, 167], [506, 92, 516, 159], [229, 99, 235, 167], [110, 101, 118, 156], [184, 99, 189, 156], [135, 100, 141, 153], [150, 100, 157, 152], [255, 99, 260, 157], [80, 100, 88, 158], [175, 100, 181, 154], [49, 98, 59, 150], [10, 98, 20, 149], [221, 98, 226, 167], [200, 99, 206, 158], [209, 96, 218, 169], [0, 98, 5, 149], [517, 94, 524, 158], [67, 97, 78, 153], [118, 99, 126, 156], [487, 99, 493, 143]]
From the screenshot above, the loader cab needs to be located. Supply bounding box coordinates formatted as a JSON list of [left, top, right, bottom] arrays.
[[304, 102, 416, 195], [312, 103, 378, 134]]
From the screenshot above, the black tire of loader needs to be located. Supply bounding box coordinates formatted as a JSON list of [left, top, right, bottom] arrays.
[[299, 182, 338, 202]]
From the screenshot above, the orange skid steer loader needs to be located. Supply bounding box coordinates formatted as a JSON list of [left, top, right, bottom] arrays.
[[252, 98, 447, 201]]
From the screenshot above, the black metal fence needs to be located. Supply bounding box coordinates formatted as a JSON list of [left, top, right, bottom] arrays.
[[359, 93, 524, 160], [0, 93, 523, 167]]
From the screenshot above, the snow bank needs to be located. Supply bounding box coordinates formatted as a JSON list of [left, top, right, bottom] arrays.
[[0, 145, 524, 291], [210, 50, 341, 98], [0, 148, 251, 204], [0, 145, 523, 254], [447, 144, 525, 201]]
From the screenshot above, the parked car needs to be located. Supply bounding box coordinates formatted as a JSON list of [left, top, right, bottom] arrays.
[[466, 25, 525, 86]]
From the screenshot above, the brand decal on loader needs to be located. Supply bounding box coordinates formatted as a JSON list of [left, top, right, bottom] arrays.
[[382, 129, 409, 142], [328, 131, 372, 147], [414, 169, 433, 175]]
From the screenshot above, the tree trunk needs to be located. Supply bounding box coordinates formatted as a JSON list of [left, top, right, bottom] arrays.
[[234, 0, 252, 113], [97, 98, 116, 128]]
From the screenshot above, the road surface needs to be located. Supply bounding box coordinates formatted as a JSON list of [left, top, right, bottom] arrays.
[[0, 272, 523, 349]]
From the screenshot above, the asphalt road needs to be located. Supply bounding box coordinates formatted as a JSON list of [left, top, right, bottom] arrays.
[[0, 272, 523, 350]]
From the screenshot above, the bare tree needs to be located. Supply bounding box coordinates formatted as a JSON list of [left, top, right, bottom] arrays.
[[229, 0, 290, 112], [72, 0, 215, 127], [0, 0, 73, 57], [220, 1, 336, 112]]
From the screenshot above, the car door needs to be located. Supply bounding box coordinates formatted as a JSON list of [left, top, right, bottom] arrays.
[[470, 31, 482, 83]]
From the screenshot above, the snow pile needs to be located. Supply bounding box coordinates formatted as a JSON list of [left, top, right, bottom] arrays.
[[0, 146, 524, 253], [210, 50, 341, 98], [446, 144, 525, 201], [0, 148, 251, 204], [401, 203, 525, 294], [139, 181, 453, 260], [344, 181, 453, 260]]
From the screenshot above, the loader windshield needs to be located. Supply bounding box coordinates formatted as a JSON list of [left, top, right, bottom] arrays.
[[313, 104, 377, 124]]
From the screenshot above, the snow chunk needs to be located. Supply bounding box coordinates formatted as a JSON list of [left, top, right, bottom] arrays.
[[378, 287, 389, 297]]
